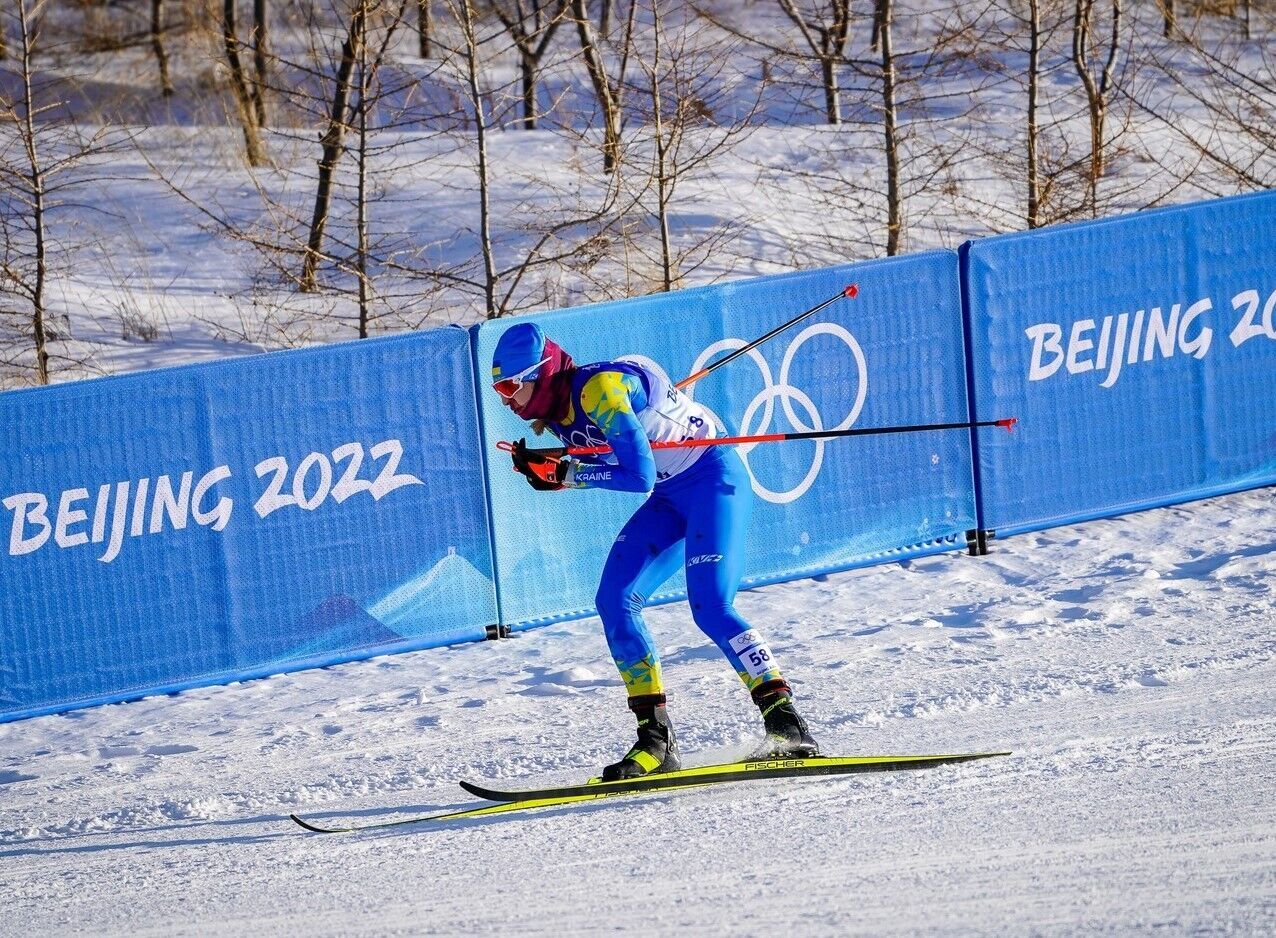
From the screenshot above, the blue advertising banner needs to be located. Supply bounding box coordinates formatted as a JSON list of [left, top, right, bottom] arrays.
[[964, 189, 1276, 536], [0, 329, 497, 722], [475, 255, 978, 630]]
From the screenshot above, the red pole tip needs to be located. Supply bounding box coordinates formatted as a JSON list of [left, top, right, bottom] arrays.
[[843, 283, 859, 298], [996, 418, 1018, 432]]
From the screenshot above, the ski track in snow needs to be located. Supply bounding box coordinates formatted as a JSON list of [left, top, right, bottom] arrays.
[[0, 487, 1273, 935]]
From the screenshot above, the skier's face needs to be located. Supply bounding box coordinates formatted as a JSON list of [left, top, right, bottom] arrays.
[[493, 353, 551, 414], [495, 377, 535, 413], [504, 380, 536, 410]]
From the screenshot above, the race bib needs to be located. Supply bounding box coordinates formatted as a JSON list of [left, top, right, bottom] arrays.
[[729, 630, 777, 679]]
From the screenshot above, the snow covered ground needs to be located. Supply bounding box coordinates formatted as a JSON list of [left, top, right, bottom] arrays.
[[2, 485, 1272, 935]]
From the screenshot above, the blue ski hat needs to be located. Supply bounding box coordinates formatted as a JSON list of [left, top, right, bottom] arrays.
[[491, 322, 546, 383], [490, 321, 575, 420]]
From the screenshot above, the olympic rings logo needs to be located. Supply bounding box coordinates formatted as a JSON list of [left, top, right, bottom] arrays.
[[688, 323, 868, 505]]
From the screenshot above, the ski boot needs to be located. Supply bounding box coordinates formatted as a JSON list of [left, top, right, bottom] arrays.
[[747, 679, 820, 761], [602, 694, 681, 781]]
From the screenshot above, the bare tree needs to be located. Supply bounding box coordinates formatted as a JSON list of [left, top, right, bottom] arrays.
[[251, 0, 270, 126], [1, 0, 50, 384], [328, 32, 470, 335], [644, 0, 676, 288], [146, 0, 467, 343], [775, 0, 852, 124], [1, 0, 124, 386], [223, 0, 268, 166], [453, 0, 498, 313], [487, 0, 570, 130], [570, 0, 634, 174], [739, 0, 1000, 260], [959, 0, 1098, 230], [409, 0, 636, 317], [1120, 9, 1276, 195], [624, 1, 760, 291], [695, 1, 858, 127], [150, 0, 174, 96], [354, 0, 373, 336], [877, 0, 900, 253], [317, 6, 473, 334], [300, 0, 384, 291], [1026, 0, 1041, 227], [1072, 0, 1122, 213], [418, 0, 434, 56]]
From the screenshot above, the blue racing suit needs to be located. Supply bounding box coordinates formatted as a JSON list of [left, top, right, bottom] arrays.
[[545, 360, 787, 700]]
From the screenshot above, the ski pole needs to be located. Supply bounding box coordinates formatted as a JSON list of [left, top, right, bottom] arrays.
[[497, 418, 1018, 458], [674, 283, 859, 391]]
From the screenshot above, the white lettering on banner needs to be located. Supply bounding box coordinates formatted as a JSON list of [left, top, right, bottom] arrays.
[[254, 457, 292, 518], [330, 442, 372, 503], [130, 477, 150, 538], [367, 440, 422, 501], [192, 467, 233, 533], [1230, 289, 1276, 347], [100, 480, 132, 564], [151, 472, 193, 533], [1179, 299, 1214, 358], [55, 488, 91, 549], [1066, 320, 1096, 375], [1025, 323, 1064, 381], [2, 439, 422, 563], [91, 482, 110, 542], [1025, 287, 1275, 388], [4, 493, 51, 556], [255, 440, 422, 519]]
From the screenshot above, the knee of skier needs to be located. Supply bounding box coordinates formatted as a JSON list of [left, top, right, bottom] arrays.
[[689, 598, 741, 635], [596, 584, 646, 626]]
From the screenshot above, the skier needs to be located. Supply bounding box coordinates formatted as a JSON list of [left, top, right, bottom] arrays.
[[491, 322, 819, 781]]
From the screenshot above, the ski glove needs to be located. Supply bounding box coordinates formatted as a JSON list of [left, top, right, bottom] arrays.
[[510, 438, 574, 491]]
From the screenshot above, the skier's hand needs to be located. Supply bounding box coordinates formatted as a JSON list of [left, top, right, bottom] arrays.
[[510, 438, 572, 491]]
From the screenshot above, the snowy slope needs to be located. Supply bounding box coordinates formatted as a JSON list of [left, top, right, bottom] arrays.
[[1, 486, 1272, 935]]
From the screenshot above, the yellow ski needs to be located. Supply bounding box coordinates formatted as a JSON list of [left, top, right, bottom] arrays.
[[289, 751, 1009, 834], [459, 751, 1011, 803], [289, 786, 668, 834]]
